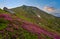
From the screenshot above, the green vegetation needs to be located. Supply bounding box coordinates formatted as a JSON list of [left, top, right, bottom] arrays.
[[0, 9, 6, 13], [11, 5, 60, 33], [11, 5, 60, 39], [0, 18, 9, 30], [0, 5, 60, 39], [0, 8, 38, 39]]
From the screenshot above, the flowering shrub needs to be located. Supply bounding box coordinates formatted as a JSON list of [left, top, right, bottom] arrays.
[[0, 14, 11, 30], [0, 14, 12, 21]]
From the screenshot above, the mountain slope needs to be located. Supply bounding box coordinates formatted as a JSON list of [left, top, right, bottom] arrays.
[[0, 5, 60, 39], [0, 9, 38, 39], [0, 10, 60, 39], [11, 5, 60, 33]]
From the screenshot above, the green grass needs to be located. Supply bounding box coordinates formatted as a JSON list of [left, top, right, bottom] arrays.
[[0, 18, 9, 30]]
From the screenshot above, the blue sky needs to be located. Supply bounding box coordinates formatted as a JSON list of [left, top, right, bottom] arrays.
[[0, 0, 60, 9], [0, 0, 60, 14]]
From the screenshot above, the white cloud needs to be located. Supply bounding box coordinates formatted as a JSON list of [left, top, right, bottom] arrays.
[[44, 6, 55, 12], [43, 6, 60, 13], [43, 6, 60, 17]]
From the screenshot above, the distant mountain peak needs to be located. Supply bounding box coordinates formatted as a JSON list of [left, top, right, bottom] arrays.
[[22, 5, 27, 7]]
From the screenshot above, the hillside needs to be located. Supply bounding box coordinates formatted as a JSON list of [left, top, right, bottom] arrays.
[[0, 5, 60, 39], [0, 9, 39, 39], [11, 5, 60, 33]]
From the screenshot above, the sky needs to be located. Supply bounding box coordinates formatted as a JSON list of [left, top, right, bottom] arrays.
[[0, 0, 60, 17]]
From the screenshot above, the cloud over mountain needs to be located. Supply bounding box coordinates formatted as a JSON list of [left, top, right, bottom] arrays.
[[44, 6, 55, 12]]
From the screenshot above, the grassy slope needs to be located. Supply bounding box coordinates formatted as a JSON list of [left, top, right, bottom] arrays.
[[11, 5, 60, 32], [11, 5, 60, 38], [0, 9, 38, 39], [0, 9, 9, 30]]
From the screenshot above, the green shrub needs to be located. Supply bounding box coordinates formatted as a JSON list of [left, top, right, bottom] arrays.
[[0, 18, 9, 30]]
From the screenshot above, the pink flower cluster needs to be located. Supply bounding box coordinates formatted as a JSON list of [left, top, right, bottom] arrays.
[[0, 14, 12, 21]]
